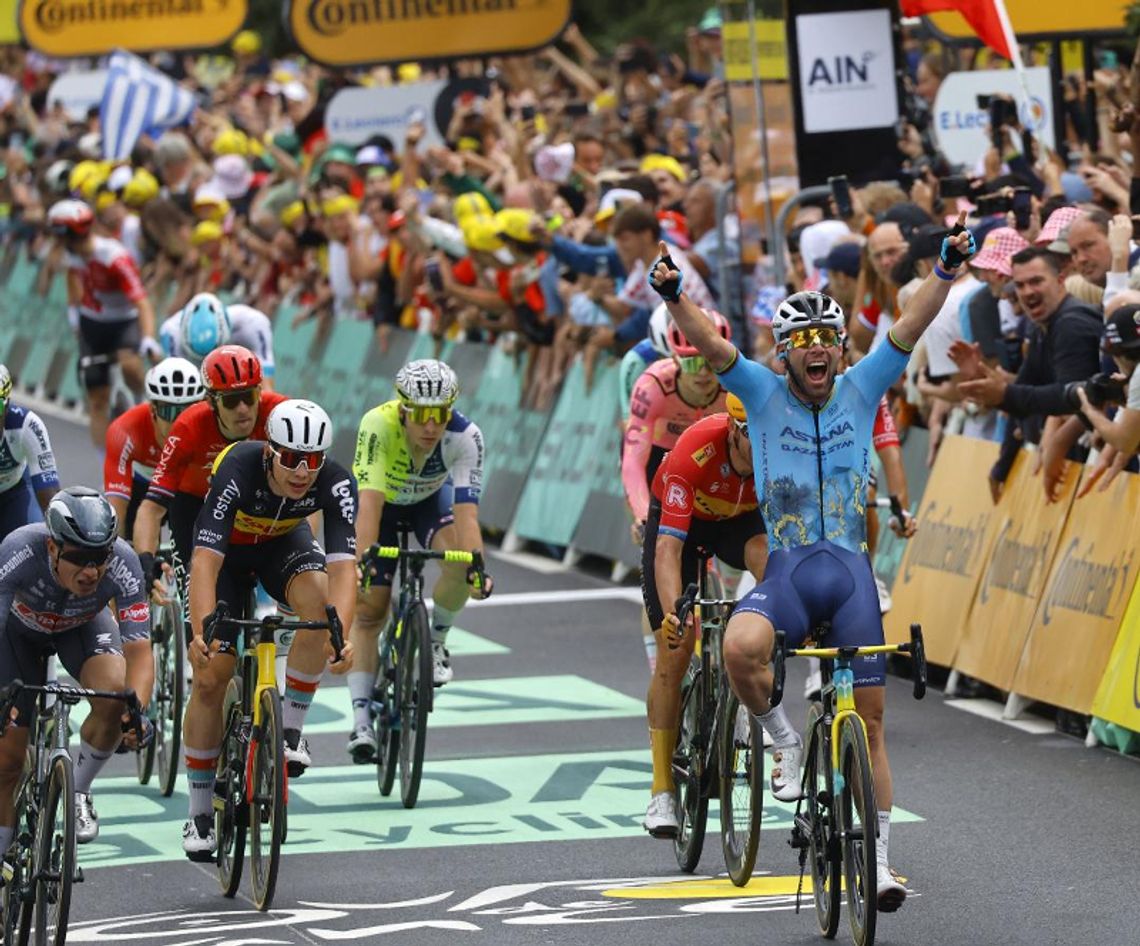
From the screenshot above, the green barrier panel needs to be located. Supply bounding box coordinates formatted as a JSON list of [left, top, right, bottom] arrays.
[[512, 359, 622, 546], [871, 428, 932, 590]]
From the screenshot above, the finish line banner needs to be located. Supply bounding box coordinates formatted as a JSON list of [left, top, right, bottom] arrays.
[[20, 0, 248, 56], [287, 0, 572, 67]]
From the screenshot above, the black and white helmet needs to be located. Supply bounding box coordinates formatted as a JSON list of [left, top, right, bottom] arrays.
[[46, 486, 117, 549], [771, 291, 846, 345], [145, 357, 204, 405], [395, 359, 459, 407], [647, 303, 672, 357], [267, 399, 333, 451]]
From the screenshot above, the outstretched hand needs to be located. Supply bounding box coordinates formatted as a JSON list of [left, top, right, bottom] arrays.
[[647, 240, 683, 302]]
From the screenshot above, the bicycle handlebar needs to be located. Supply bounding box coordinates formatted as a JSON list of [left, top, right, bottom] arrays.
[[671, 583, 699, 643], [359, 544, 487, 594], [0, 680, 142, 738], [204, 601, 346, 663]]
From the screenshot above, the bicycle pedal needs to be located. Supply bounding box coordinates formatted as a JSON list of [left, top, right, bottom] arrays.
[[184, 849, 216, 864]]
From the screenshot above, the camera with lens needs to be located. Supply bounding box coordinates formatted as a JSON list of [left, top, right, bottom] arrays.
[[1064, 372, 1128, 411], [975, 192, 1013, 216]]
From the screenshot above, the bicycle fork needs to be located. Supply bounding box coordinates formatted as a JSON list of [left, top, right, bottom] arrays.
[[246, 641, 287, 807]]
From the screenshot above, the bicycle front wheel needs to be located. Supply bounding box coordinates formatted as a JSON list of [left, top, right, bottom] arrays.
[[374, 634, 399, 797], [155, 600, 186, 797], [838, 714, 878, 946], [216, 678, 247, 899], [4, 816, 32, 946], [805, 702, 841, 939], [719, 694, 763, 886], [250, 687, 286, 911], [672, 664, 708, 872], [33, 755, 75, 946], [398, 603, 432, 809]]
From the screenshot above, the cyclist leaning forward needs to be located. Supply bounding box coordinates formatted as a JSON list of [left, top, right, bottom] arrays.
[[345, 359, 492, 763], [182, 399, 356, 859], [650, 216, 977, 911]]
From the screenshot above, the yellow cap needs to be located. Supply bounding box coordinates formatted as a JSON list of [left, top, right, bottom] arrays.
[[191, 220, 224, 245], [280, 200, 306, 227], [640, 153, 687, 183], [453, 191, 492, 223], [462, 216, 504, 253], [231, 29, 262, 56], [94, 189, 117, 212], [122, 168, 159, 208], [593, 90, 618, 111], [213, 128, 249, 156], [195, 197, 231, 222], [457, 136, 481, 153], [725, 393, 746, 423], [494, 207, 538, 244], [68, 160, 99, 194], [321, 194, 359, 217], [396, 62, 422, 83], [78, 163, 111, 202]]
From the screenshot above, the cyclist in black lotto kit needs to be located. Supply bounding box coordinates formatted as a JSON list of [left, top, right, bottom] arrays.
[[182, 399, 357, 859], [0, 488, 150, 849]]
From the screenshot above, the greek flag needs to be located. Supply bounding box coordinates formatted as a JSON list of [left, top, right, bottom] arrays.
[[100, 50, 197, 161]]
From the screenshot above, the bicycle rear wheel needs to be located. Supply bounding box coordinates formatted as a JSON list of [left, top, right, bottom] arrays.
[[33, 756, 75, 946], [155, 600, 186, 797], [373, 633, 399, 797], [805, 702, 841, 939], [838, 715, 878, 946], [719, 694, 763, 886], [216, 678, 247, 899], [398, 603, 432, 809], [672, 665, 708, 872], [250, 688, 285, 911], [3, 816, 33, 946]]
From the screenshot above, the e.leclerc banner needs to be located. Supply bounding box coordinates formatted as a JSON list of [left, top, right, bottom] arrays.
[[1012, 469, 1140, 715], [953, 451, 1078, 692], [287, 0, 571, 67], [20, 0, 247, 56], [884, 434, 1000, 666]]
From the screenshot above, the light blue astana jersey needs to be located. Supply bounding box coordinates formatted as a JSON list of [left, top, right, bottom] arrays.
[[718, 338, 909, 554]]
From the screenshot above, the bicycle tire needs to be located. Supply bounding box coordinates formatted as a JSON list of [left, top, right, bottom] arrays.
[[135, 718, 156, 786], [805, 702, 841, 939], [216, 678, 247, 899], [249, 687, 285, 911], [4, 823, 32, 946], [671, 665, 708, 872], [373, 643, 399, 797], [156, 600, 186, 798], [398, 603, 432, 809], [719, 693, 763, 886], [838, 715, 878, 946], [33, 755, 75, 946]]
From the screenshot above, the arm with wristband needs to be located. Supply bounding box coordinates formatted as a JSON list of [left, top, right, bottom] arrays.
[[647, 240, 737, 372]]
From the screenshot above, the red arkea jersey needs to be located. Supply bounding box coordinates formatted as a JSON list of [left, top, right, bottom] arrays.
[[651, 414, 758, 541], [104, 403, 161, 499], [145, 391, 288, 502]]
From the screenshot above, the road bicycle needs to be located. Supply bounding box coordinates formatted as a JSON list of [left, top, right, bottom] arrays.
[[360, 533, 484, 809], [670, 552, 764, 886], [771, 622, 927, 946], [134, 547, 185, 797], [76, 353, 137, 420], [0, 679, 142, 946], [204, 599, 344, 911]]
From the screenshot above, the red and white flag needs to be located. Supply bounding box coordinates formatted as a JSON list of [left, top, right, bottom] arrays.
[[900, 0, 1015, 62]]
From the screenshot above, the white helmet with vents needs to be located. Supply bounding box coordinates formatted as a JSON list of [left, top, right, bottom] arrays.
[[145, 358, 203, 405], [266, 399, 333, 451], [394, 359, 459, 406]]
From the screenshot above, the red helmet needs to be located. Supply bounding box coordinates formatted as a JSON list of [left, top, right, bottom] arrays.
[[667, 309, 731, 357], [47, 199, 94, 238], [201, 344, 262, 392]]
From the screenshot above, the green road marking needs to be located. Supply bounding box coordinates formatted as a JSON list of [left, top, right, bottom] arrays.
[[445, 626, 510, 656], [79, 748, 924, 868]]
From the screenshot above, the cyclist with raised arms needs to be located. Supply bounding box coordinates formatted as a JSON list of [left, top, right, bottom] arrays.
[[345, 359, 492, 763], [0, 489, 151, 847], [104, 357, 203, 540], [649, 217, 976, 911], [160, 292, 277, 390], [0, 365, 60, 537], [182, 400, 356, 859]]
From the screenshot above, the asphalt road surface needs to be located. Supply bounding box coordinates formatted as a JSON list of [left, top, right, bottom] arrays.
[[30, 409, 1140, 946]]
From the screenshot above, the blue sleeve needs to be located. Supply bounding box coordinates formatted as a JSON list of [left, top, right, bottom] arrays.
[[539, 258, 564, 317], [716, 349, 779, 406], [846, 336, 910, 407], [549, 236, 624, 278]]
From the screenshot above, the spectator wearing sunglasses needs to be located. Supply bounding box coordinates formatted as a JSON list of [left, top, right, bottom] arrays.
[[0, 363, 60, 539], [182, 400, 356, 859], [131, 346, 288, 597]]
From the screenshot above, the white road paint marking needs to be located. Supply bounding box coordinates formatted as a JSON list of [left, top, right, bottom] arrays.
[[944, 697, 1055, 735]]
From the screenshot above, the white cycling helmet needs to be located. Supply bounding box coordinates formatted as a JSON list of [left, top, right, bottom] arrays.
[[771, 291, 846, 346], [267, 399, 333, 452], [44, 160, 75, 196], [180, 293, 231, 363], [395, 359, 459, 407], [145, 357, 204, 405], [647, 303, 671, 357]]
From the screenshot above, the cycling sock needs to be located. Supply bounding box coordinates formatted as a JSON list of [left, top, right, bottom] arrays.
[[431, 603, 457, 643], [0, 826, 12, 857], [184, 746, 220, 819], [283, 668, 323, 733], [649, 728, 677, 794], [877, 810, 891, 865], [757, 703, 799, 749], [72, 741, 113, 794], [347, 671, 374, 729]]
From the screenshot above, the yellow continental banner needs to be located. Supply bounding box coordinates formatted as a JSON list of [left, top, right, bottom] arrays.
[[723, 19, 788, 82], [884, 435, 1000, 666], [953, 452, 1078, 691], [1090, 572, 1140, 732], [286, 0, 571, 67], [19, 0, 247, 56], [0, 0, 18, 44], [928, 0, 1124, 39], [1012, 469, 1140, 714]]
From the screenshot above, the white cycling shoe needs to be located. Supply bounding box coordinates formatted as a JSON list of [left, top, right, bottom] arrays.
[[876, 861, 908, 912], [75, 793, 98, 844], [347, 724, 377, 763], [432, 642, 453, 687], [182, 814, 217, 861], [284, 729, 311, 777], [770, 743, 804, 802], [643, 791, 679, 838]]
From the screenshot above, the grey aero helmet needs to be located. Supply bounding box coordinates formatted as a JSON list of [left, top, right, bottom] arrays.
[[45, 486, 117, 549]]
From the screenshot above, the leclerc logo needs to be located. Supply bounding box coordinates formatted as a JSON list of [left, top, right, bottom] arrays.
[[807, 52, 875, 88]]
